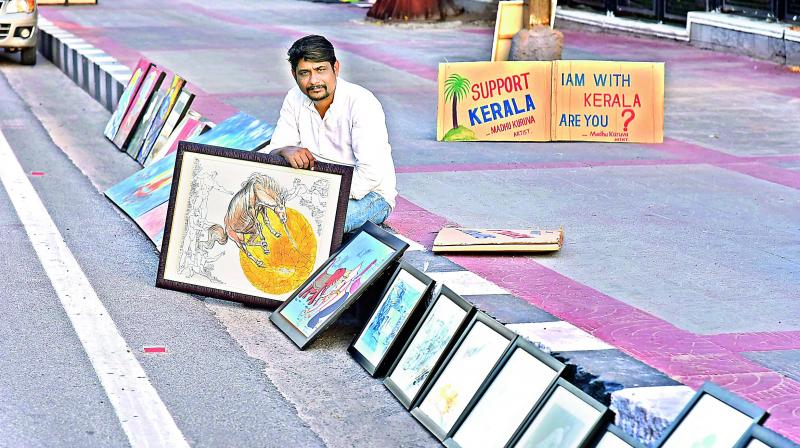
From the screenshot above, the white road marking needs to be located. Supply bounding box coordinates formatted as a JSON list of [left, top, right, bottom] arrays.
[[392, 233, 425, 252], [426, 270, 509, 295], [507, 321, 614, 352], [0, 130, 190, 448]]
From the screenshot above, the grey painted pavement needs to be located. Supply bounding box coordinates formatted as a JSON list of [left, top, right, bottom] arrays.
[[0, 53, 436, 447]]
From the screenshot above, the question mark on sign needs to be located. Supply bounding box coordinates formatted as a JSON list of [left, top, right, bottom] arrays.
[[622, 108, 635, 131]]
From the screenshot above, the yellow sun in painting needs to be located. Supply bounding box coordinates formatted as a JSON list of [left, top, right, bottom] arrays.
[[239, 208, 317, 295]]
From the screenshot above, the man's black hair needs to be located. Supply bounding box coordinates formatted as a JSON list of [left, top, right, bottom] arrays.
[[288, 35, 337, 73]]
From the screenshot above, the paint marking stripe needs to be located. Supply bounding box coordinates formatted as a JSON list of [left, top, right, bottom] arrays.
[[0, 130, 189, 448], [507, 321, 614, 353], [426, 270, 509, 296]]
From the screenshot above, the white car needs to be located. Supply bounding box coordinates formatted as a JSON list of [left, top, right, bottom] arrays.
[[0, 0, 37, 65]]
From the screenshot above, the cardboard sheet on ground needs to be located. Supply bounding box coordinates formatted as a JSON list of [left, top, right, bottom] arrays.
[[432, 227, 563, 252], [552, 60, 664, 143], [437, 61, 552, 142]]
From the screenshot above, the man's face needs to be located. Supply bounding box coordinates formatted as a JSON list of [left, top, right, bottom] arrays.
[[293, 58, 339, 102]]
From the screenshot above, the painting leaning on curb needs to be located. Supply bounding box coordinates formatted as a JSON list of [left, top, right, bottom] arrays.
[[157, 143, 352, 308]]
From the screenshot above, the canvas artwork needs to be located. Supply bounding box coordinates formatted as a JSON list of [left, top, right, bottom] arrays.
[[450, 345, 562, 448], [158, 145, 352, 307], [352, 265, 431, 371], [127, 88, 166, 160], [134, 202, 168, 250], [416, 319, 513, 436], [385, 290, 471, 406], [735, 425, 800, 448], [745, 441, 770, 448], [145, 90, 195, 166], [113, 67, 164, 150], [187, 112, 275, 151], [104, 58, 152, 141], [660, 394, 756, 448], [278, 232, 395, 335], [147, 113, 206, 167], [105, 153, 178, 220], [137, 74, 186, 164], [513, 385, 604, 448], [595, 431, 636, 448]]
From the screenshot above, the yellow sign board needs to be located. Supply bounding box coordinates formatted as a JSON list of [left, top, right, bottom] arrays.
[[552, 60, 664, 143], [437, 61, 552, 142], [437, 60, 664, 143]]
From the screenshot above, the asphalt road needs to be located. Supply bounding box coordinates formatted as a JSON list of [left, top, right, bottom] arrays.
[[0, 51, 438, 448]]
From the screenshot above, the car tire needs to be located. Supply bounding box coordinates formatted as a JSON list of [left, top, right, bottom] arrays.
[[20, 47, 36, 66]]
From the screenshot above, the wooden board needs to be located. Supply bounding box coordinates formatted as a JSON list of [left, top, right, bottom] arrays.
[[491, 1, 524, 62]]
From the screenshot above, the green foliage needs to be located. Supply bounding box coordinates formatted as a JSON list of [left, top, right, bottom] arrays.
[[444, 74, 470, 102]]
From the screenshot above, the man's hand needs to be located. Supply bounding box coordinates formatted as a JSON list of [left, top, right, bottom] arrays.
[[272, 146, 316, 170]]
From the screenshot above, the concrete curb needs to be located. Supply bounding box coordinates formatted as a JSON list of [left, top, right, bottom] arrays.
[[36, 17, 129, 112], [556, 8, 800, 65], [33, 17, 694, 447]]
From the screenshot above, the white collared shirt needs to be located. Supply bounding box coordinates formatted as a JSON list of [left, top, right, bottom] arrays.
[[265, 78, 397, 209]]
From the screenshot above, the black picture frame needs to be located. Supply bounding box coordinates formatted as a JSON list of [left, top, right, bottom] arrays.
[[348, 261, 435, 377], [156, 142, 353, 308], [411, 311, 517, 441], [507, 377, 612, 448], [655, 382, 768, 448], [590, 423, 646, 448], [269, 221, 408, 349], [444, 336, 566, 448], [383, 286, 475, 410], [734, 424, 800, 448]]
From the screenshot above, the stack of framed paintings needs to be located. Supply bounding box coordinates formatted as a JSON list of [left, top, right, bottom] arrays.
[[113, 66, 165, 150], [444, 338, 566, 448], [654, 382, 767, 448], [146, 112, 207, 167], [144, 90, 196, 166], [411, 312, 517, 440], [156, 143, 354, 308], [348, 261, 435, 377], [270, 222, 409, 347], [733, 424, 800, 448], [508, 378, 612, 448], [383, 286, 474, 409], [590, 424, 645, 448], [136, 74, 188, 164], [104, 58, 153, 142]]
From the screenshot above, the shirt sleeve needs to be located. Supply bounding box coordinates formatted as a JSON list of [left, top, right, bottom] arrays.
[[349, 94, 394, 200], [262, 91, 301, 153]]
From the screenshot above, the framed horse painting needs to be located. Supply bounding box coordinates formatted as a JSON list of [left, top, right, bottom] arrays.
[[156, 142, 353, 308]]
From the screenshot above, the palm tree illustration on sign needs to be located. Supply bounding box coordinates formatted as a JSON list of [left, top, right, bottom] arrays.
[[443, 73, 476, 141]]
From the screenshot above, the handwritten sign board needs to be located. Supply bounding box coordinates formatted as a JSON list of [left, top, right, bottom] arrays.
[[436, 61, 552, 142], [552, 60, 664, 143]]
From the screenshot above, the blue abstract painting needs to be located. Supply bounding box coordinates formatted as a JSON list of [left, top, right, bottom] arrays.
[[354, 269, 427, 366], [105, 153, 177, 220], [188, 112, 275, 151]]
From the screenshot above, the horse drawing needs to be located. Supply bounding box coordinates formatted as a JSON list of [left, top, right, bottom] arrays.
[[205, 174, 303, 267]]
